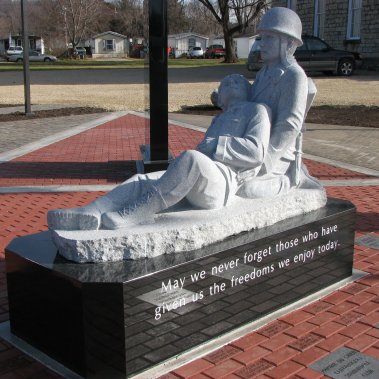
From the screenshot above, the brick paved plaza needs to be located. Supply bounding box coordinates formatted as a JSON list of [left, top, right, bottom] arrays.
[[0, 114, 378, 378]]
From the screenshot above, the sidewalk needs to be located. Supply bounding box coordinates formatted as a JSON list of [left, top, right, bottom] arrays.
[[0, 110, 378, 379]]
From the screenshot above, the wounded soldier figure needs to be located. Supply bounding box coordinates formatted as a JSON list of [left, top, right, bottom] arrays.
[[48, 7, 320, 233], [48, 74, 271, 231]]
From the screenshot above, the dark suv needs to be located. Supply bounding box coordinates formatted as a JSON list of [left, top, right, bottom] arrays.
[[247, 35, 362, 76]]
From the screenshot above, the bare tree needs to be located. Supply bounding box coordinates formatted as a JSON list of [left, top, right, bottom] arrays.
[[185, 0, 222, 36], [110, 0, 145, 37], [167, 0, 188, 34], [196, 0, 270, 62], [56, 0, 104, 52], [27, 1, 62, 52], [0, 0, 60, 52], [0, 0, 21, 37]]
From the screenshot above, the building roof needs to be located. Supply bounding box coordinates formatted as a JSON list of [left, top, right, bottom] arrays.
[[92, 31, 128, 39], [212, 31, 257, 40], [168, 33, 209, 41]]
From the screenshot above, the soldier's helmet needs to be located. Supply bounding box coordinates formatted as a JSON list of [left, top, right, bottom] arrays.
[[258, 7, 303, 46]]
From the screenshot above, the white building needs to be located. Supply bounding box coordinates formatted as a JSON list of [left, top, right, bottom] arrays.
[[168, 33, 209, 58], [235, 34, 260, 59], [0, 34, 44, 54], [90, 31, 129, 58], [209, 34, 256, 59]]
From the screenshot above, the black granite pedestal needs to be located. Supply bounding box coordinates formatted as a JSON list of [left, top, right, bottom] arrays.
[[143, 0, 170, 173], [5, 198, 355, 378]]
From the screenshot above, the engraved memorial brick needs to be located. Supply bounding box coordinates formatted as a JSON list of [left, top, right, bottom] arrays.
[[204, 345, 241, 364], [259, 321, 292, 337], [311, 347, 379, 378], [289, 333, 324, 351], [235, 359, 274, 378]]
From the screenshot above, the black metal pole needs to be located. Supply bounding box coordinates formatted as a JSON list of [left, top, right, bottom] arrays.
[[21, 0, 32, 115], [146, 0, 168, 168]]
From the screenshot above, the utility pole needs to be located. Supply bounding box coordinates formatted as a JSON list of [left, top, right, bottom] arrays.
[[63, 6, 68, 49], [21, 0, 32, 115]]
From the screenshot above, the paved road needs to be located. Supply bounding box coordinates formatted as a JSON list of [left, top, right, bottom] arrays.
[[1, 65, 376, 86], [0, 65, 252, 86]]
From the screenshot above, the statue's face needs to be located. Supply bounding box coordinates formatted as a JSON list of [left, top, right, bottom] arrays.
[[218, 75, 248, 108], [260, 31, 282, 65]]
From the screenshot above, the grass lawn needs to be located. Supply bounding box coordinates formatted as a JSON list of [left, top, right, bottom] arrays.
[[0, 58, 247, 71]]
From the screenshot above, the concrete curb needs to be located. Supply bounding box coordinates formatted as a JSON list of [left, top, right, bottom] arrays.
[[304, 153, 379, 178]]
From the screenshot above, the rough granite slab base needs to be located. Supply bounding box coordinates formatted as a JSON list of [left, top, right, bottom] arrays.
[[52, 189, 327, 263]]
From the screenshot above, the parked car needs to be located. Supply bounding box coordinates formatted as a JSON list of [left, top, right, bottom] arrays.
[[247, 35, 362, 76], [205, 44, 226, 59], [5, 46, 23, 60], [6, 46, 23, 55], [8, 50, 57, 62], [74, 47, 86, 58], [188, 46, 204, 59]]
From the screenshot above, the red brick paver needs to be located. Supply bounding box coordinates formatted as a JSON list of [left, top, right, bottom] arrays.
[[232, 346, 271, 365], [172, 358, 213, 378], [0, 115, 203, 187], [303, 158, 375, 180]]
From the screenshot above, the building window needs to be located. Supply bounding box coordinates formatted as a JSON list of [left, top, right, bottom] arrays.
[[188, 37, 196, 49], [314, 0, 325, 38], [103, 39, 115, 50], [347, 0, 362, 39], [287, 0, 297, 11]]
